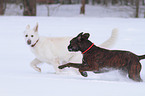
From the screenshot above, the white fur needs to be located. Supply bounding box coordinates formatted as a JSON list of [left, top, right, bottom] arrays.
[[24, 23, 118, 74], [99, 28, 118, 48]]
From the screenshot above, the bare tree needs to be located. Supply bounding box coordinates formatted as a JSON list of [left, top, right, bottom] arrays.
[[124, 0, 129, 5], [119, 0, 123, 5], [142, 0, 145, 5], [86, 0, 89, 4], [0, 0, 4, 15], [112, 0, 118, 5], [96, 0, 101, 4], [131, 0, 135, 5], [68, 0, 72, 4], [92, 0, 96, 5], [103, 0, 108, 6], [135, 0, 140, 18], [23, 0, 36, 16], [77, 0, 80, 4], [80, 0, 85, 14], [60, 0, 64, 4], [16, 0, 22, 5], [46, 0, 50, 16]]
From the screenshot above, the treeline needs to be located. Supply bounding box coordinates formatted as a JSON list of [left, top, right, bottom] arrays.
[[0, 0, 143, 18], [35, 0, 144, 6], [91, 0, 144, 6]]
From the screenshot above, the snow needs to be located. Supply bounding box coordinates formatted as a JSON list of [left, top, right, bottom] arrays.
[[0, 16, 145, 96]]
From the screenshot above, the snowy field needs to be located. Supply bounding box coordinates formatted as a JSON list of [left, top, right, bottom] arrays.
[[0, 16, 145, 96]]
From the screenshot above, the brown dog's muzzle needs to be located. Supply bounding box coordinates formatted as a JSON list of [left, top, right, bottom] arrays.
[[68, 44, 79, 52], [68, 45, 73, 51]]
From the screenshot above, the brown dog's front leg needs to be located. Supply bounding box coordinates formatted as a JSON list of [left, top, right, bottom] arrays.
[[58, 63, 82, 69], [79, 65, 98, 77], [58, 63, 88, 77], [79, 71, 88, 77]]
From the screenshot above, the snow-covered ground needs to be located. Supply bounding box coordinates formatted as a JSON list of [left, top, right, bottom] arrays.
[[4, 4, 145, 18], [0, 16, 145, 96]]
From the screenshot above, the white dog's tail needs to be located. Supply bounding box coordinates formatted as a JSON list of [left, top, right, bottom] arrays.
[[99, 28, 118, 48]]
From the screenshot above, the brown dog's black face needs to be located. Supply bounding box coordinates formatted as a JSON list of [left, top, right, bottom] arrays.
[[68, 32, 90, 52]]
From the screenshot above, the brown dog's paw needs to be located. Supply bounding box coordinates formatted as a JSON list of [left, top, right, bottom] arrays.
[[80, 71, 88, 77], [58, 65, 66, 69]]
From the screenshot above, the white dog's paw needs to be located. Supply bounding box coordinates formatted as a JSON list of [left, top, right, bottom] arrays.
[[55, 70, 62, 74], [33, 67, 41, 72]]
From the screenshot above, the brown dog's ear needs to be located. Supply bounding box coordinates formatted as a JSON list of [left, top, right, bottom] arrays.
[[77, 32, 83, 37], [82, 33, 90, 39], [77, 32, 83, 41]]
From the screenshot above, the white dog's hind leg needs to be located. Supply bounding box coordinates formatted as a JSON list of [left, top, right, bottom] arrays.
[[30, 58, 42, 72]]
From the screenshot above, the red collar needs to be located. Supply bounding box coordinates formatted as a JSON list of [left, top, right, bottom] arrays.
[[31, 39, 39, 47], [82, 43, 94, 54]]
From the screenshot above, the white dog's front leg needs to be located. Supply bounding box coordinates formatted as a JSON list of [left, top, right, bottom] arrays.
[[30, 58, 42, 72], [53, 58, 61, 74]]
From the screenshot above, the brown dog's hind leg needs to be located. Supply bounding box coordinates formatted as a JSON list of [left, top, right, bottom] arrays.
[[128, 74, 142, 82], [128, 63, 143, 82]]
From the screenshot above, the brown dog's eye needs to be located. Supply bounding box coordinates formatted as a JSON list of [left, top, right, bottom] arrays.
[[25, 35, 28, 37], [31, 35, 34, 37]]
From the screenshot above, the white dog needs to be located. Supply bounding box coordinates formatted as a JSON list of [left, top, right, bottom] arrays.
[[24, 23, 118, 74]]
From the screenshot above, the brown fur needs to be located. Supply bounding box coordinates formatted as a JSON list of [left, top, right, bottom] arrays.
[[58, 32, 145, 82]]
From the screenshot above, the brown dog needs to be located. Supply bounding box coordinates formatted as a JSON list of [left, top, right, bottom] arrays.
[[58, 32, 145, 82]]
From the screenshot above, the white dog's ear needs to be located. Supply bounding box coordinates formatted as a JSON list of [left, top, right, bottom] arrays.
[[33, 23, 38, 32], [26, 25, 30, 29]]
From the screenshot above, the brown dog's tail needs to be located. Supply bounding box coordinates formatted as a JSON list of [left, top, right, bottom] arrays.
[[138, 55, 145, 61]]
